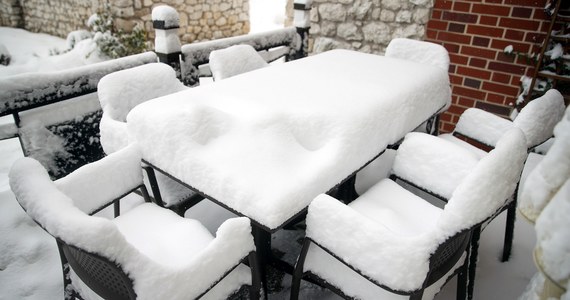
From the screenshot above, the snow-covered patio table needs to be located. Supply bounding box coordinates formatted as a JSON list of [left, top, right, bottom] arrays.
[[127, 49, 451, 232]]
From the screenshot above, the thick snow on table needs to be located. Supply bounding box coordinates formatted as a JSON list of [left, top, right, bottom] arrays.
[[127, 49, 451, 230]]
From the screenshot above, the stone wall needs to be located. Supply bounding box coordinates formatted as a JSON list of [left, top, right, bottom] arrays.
[[0, 0, 24, 28], [301, 0, 434, 55], [0, 0, 250, 45]]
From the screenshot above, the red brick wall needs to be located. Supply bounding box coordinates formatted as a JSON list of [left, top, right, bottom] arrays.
[[425, 0, 552, 133]]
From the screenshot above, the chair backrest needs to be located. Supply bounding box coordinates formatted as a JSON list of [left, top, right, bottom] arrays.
[[391, 132, 481, 200], [97, 63, 187, 154], [513, 89, 565, 149], [454, 89, 565, 150], [98, 63, 187, 123], [385, 38, 450, 71], [208, 44, 269, 81], [438, 128, 527, 234], [519, 106, 570, 222]]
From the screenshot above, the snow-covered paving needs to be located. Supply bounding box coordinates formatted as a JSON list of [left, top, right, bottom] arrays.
[[0, 0, 560, 298]]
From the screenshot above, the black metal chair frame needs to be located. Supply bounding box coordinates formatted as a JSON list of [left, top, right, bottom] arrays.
[[290, 227, 473, 300]]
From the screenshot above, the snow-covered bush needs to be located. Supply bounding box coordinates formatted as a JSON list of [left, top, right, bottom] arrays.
[[87, 5, 146, 59]]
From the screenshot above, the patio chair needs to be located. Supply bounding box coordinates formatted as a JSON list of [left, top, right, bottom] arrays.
[[98, 62, 203, 215], [291, 128, 527, 300], [385, 38, 451, 136], [9, 145, 260, 300], [208, 44, 269, 81], [428, 89, 566, 262], [518, 105, 570, 223], [389, 130, 529, 300]]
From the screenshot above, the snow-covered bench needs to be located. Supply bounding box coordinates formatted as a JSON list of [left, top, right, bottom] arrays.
[[0, 4, 310, 179]]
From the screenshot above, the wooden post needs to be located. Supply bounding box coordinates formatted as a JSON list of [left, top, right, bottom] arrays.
[[293, 0, 312, 59], [152, 5, 182, 79]]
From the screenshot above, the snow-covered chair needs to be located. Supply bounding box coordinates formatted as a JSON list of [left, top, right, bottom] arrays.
[[208, 44, 269, 81], [385, 38, 451, 136], [9, 145, 260, 300], [291, 128, 527, 300], [518, 106, 570, 223], [419, 89, 565, 262], [448, 89, 565, 152], [98, 63, 203, 215]]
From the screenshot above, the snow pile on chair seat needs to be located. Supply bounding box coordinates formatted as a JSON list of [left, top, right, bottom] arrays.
[[519, 106, 570, 222], [535, 178, 570, 284], [391, 132, 480, 199], [209, 44, 269, 80], [9, 152, 255, 300]]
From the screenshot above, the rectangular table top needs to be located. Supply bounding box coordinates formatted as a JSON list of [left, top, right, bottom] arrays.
[[127, 49, 451, 230]]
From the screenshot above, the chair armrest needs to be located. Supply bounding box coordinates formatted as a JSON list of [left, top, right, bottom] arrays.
[[55, 145, 144, 214], [305, 194, 439, 292], [454, 108, 513, 148]]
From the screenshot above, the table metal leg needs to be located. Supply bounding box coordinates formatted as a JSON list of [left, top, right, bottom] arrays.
[[252, 225, 271, 299]]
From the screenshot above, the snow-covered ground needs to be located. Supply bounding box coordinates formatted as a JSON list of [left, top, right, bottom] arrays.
[[0, 1, 549, 299]]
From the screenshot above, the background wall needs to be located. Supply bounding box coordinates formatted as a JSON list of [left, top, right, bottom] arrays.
[[424, 0, 551, 132], [0, 0, 250, 45]]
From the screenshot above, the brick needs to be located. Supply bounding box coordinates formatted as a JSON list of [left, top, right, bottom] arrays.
[[466, 24, 505, 38], [464, 78, 481, 89], [511, 7, 533, 18], [453, 1, 471, 12], [429, 20, 448, 31], [432, 10, 442, 20], [482, 81, 520, 97], [434, 0, 453, 10], [486, 93, 507, 105], [499, 18, 540, 31], [503, 0, 547, 8], [457, 97, 476, 108], [472, 36, 490, 47], [497, 52, 516, 63], [448, 23, 466, 33], [488, 61, 526, 75], [457, 65, 492, 79], [440, 113, 453, 122], [442, 42, 460, 53], [438, 31, 472, 44], [505, 29, 525, 41], [461, 46, 497, 60], [441, 122, 455, 134], [454, 85, 487, 99], [472, 4, 511, 16], [426, 29, 438, 39], [475, 101, 511, 117], [449, 74, 463, 85], [469, 57, 487, 68], [532, 8, 549, 20], [449, 64, 457, 74], [480, 16, 498, 26], [492, 72, 512, 84], [450, 53, 469, 65], [447, 103, 470, 115], [442, 11, 478, 23], [490, 39, 530, 53]]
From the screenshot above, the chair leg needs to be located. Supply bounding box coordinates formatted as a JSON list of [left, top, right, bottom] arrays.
[[456, 244, 470, 300], [467, 227, 481, 300], [252, 226, 270, 300], [502, 198, 517, 262], [290, 238, 312, 300], [248, 252, 261, 300], [142, 166, 165, 207]]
